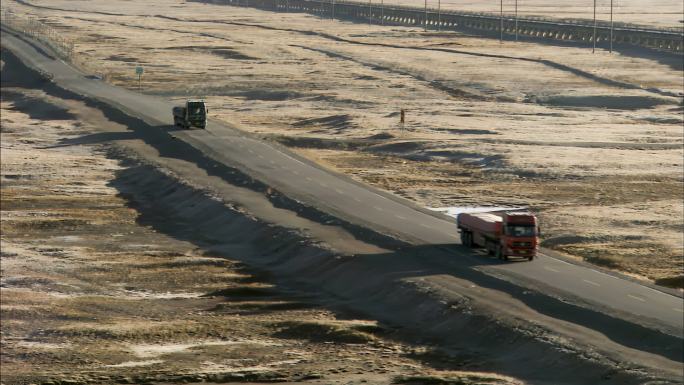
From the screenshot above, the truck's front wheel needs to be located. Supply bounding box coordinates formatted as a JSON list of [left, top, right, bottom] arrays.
[[495, 245, 505, 260], [462, 232, 473, 248]]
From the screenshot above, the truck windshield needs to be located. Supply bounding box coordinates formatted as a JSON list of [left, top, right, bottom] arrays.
[[506, 225, 536, 237], [187, 102, 205, 116]]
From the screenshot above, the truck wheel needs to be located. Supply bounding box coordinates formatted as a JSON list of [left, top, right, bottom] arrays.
[[464, 232, 473, 248], [495, 246, 504, 260], [528, 255, 534, 261]]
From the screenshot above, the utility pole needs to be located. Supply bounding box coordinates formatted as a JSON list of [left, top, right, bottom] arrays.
[[515, 0, 518, 41], [381, 0, 384, 25], [424, 0, 428, 31], [437, 0, 441, 31], [332, 0, 334, 20], [592, 0, 597, 53], [609, 0, 614, 53], [500, 0, 503, 43], [369, 0, 372, 24]]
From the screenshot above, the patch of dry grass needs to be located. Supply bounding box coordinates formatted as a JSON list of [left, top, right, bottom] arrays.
[[274, 320, 380, 344]]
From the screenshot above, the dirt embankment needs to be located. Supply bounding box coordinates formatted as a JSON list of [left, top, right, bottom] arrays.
[[0, 82, 527, 384]]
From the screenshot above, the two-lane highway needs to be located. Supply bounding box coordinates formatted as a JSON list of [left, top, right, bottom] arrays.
[[3, 28, 682, 336]]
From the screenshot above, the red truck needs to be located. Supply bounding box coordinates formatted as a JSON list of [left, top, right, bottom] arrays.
[[457, 212, 539, 261]]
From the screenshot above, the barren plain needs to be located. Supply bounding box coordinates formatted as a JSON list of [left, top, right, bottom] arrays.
[[0, 67, 530, 384], [2, 0, 684, 383], [2, 0, 683, 289]]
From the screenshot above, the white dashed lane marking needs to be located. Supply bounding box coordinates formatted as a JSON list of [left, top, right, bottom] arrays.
[[627, 294, 646, 302], [395, 215, 406, 220], [543, 266, 559, 273], [582, 279, 600, 287]]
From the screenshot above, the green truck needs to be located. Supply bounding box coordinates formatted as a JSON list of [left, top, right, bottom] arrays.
[[173, 99, 207, 129]]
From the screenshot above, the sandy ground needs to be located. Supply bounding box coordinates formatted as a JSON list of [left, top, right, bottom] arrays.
[[1, 0, 682, 291], [0, 84, 528, 384]]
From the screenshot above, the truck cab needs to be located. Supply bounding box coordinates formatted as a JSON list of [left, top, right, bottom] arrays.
[[457, 211, 539, 261], [173, 99, 207, 129], [500, 212, 539, 260]]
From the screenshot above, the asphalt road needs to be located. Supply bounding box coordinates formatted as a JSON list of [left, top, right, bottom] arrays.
[[3, 29, 682, 335]]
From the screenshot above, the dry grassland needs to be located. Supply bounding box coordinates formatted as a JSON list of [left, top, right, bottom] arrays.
[[0, 88, 522, 384], [2, 0, 682, 288]]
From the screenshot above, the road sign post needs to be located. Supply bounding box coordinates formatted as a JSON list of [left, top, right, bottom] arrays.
[[135, 65, 143, 91]]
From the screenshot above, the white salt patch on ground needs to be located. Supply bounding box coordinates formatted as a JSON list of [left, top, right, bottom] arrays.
[[131, 343, 204, 358], [105, 360, 164, 368], [121, 290, 205, 299], [430, 206, 526, 218], [199, 359, 303, 374], [16, 341, 71, 349], [130, 339, 283, 358], [49, 235, 83, 243]]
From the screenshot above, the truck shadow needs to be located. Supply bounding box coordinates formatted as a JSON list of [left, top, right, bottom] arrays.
[[352, 243, 683, 362], [40, 131, 140, 148]]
